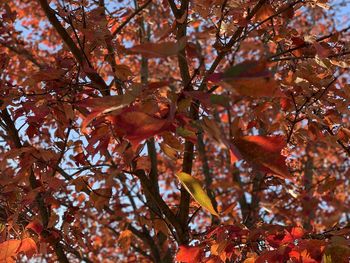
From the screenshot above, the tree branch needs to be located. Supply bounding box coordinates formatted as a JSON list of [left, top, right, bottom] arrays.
[[202, 0, 268, 91], [128, 224, 161, 262], [168, 0, 193, 244], [99, 0, 124, 94], [269, 24, 350, 60], [134, 169, 186, 244], [111, 0, 152, 37], [37, 0, 109, 96], [0, 108, 70, 263], [0, 42, 44, 69]]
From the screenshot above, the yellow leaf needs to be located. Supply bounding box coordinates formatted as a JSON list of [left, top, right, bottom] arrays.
[[160, 142, 178, 159], [176, 172, 219, 217], [244, 252, 258, 263]]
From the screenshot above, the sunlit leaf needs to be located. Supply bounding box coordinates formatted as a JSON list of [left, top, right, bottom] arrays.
[[176, 245, 202, 263], [160, 142, 178, 159], [118, 230, 133, 251], [0, 238, 37, 262], [254, 3, 275, 21], [176, 172, 219, 216]]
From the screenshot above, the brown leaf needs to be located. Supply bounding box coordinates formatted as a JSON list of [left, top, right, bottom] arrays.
[[32, 68, 66, 82], [114, 64, 133, 81], [26, 220, 43, 235]]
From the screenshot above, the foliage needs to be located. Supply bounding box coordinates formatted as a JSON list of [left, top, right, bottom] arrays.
[[1, 0, 350, 262]]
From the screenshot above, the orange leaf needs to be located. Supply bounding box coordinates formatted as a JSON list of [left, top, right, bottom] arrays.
[[254, 3, 275, 21], [0, 240, 20, 262], [176, 245, 202, 263], [0, 238, 37, 262], [289, 249, 318, 263], [290, 226, 304, 239], [118, 230, 133, 251], [17, 238, 37, 257], [232, 136, 292, 180]]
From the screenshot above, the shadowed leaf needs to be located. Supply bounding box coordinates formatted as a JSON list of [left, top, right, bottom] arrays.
[[127, 37, 187, 58], [232, 135, 292, 180]]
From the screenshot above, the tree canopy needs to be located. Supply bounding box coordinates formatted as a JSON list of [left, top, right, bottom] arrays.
[[1, 0, 350, 262]]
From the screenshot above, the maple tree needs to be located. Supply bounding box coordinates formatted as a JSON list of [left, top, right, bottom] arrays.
[[1, 0, 350, 262]]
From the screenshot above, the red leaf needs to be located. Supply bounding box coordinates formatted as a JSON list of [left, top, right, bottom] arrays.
[[231, 135, 292, 180], [290, 226, 304, 239], [127, 37, 187, 58], [176, 245, 202, 263], [209, 61, 283, 98], [266, 230, 292, 248], [78, 87, 141, 132], [110, 104, 175, 146], [113, 112, 168, 144], [289, 239, 326, 262], [26, 220, 43, 235], [256, 246, 290, 263]]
